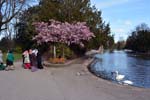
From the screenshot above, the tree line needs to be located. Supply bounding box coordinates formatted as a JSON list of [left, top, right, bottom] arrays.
[[13, 0, 114, 56], [125, 23, 150, 53]]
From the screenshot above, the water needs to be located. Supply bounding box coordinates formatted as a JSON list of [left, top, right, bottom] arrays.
[[90, 50, 150, 88]]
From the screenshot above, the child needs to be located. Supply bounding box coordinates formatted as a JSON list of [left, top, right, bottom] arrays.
[[23, 50, 31, 69], [0, 63, 6, 70]]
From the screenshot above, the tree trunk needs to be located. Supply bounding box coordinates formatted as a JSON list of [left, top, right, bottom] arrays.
[[62, 47, 64, 58], [53, 45, 56, 58]]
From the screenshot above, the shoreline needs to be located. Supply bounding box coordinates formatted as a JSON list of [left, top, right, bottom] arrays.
[[44, 56, 150, 89], [87, 57, 150, 89]]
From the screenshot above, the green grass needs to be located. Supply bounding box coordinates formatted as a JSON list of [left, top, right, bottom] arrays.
[[3, 53, 22, 63]]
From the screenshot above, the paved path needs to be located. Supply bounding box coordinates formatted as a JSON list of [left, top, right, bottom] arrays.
[[0, 60, 150, 100]]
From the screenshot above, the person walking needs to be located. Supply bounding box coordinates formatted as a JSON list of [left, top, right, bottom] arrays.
[[5, 50, 15, 70]]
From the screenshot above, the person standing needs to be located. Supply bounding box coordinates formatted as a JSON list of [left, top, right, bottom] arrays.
[[37, 50, 43, 69], [23, 50, 31, 69], [0, 50, 6, 70], [5, 50, 15, 70], [30, 49, 38, 72], [0, 50, 3, 63], [28, 49, 33, 66]]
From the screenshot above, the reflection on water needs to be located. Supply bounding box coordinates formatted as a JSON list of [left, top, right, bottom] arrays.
[[90, 50, 150, 88]]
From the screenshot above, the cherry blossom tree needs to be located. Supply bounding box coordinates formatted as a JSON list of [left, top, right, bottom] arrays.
[[33, 19, 95, 58]]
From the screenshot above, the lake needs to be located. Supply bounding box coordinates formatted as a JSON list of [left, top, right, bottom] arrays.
[[90, 50, 150, 88]]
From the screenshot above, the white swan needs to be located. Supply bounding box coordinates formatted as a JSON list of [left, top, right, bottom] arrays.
[[115, 71, 125, 81], [123, 80, 133, 85]]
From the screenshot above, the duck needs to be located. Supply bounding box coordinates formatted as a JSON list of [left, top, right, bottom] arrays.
[[123, 80, 133, 85], [114, 71, 125, 81]]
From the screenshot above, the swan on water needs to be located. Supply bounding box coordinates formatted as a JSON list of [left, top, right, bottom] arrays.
[[123, 80, 133, 85], [114, 71, 125, 81]]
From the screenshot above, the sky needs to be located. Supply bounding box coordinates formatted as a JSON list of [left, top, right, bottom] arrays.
[[90, 0, 150, 42], [1, 0, 150, 42]]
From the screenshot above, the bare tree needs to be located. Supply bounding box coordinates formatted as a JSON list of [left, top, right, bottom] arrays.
[[0, 0, 39, 35]]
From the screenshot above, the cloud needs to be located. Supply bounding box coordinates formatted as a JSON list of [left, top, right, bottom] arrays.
[[112, 26, 131, 42], [124, 20, 132, 26], [115, 19, 132, 25], [114, 34, 128, 42], [91, 0, 130, 9], [113, 28, 126, 33], [113, 29, 129, 42]]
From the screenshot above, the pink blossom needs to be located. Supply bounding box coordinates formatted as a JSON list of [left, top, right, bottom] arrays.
[[33, 19, 95, 47]]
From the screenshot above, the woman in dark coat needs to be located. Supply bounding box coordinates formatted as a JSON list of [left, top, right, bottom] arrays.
[[37, 51, 43, 69], [30, 50, 38, 72]]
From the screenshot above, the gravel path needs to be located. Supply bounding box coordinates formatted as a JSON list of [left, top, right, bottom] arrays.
[[0, 60, 150, 100]]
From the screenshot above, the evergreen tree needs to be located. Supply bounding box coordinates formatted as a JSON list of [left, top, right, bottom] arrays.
[[125, 23, 150, 52], [15, 6, 40, 50], [16, 0, 114, 52]]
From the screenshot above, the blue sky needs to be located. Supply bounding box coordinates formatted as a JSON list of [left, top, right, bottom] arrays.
[[90, 0, 150, 42]]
